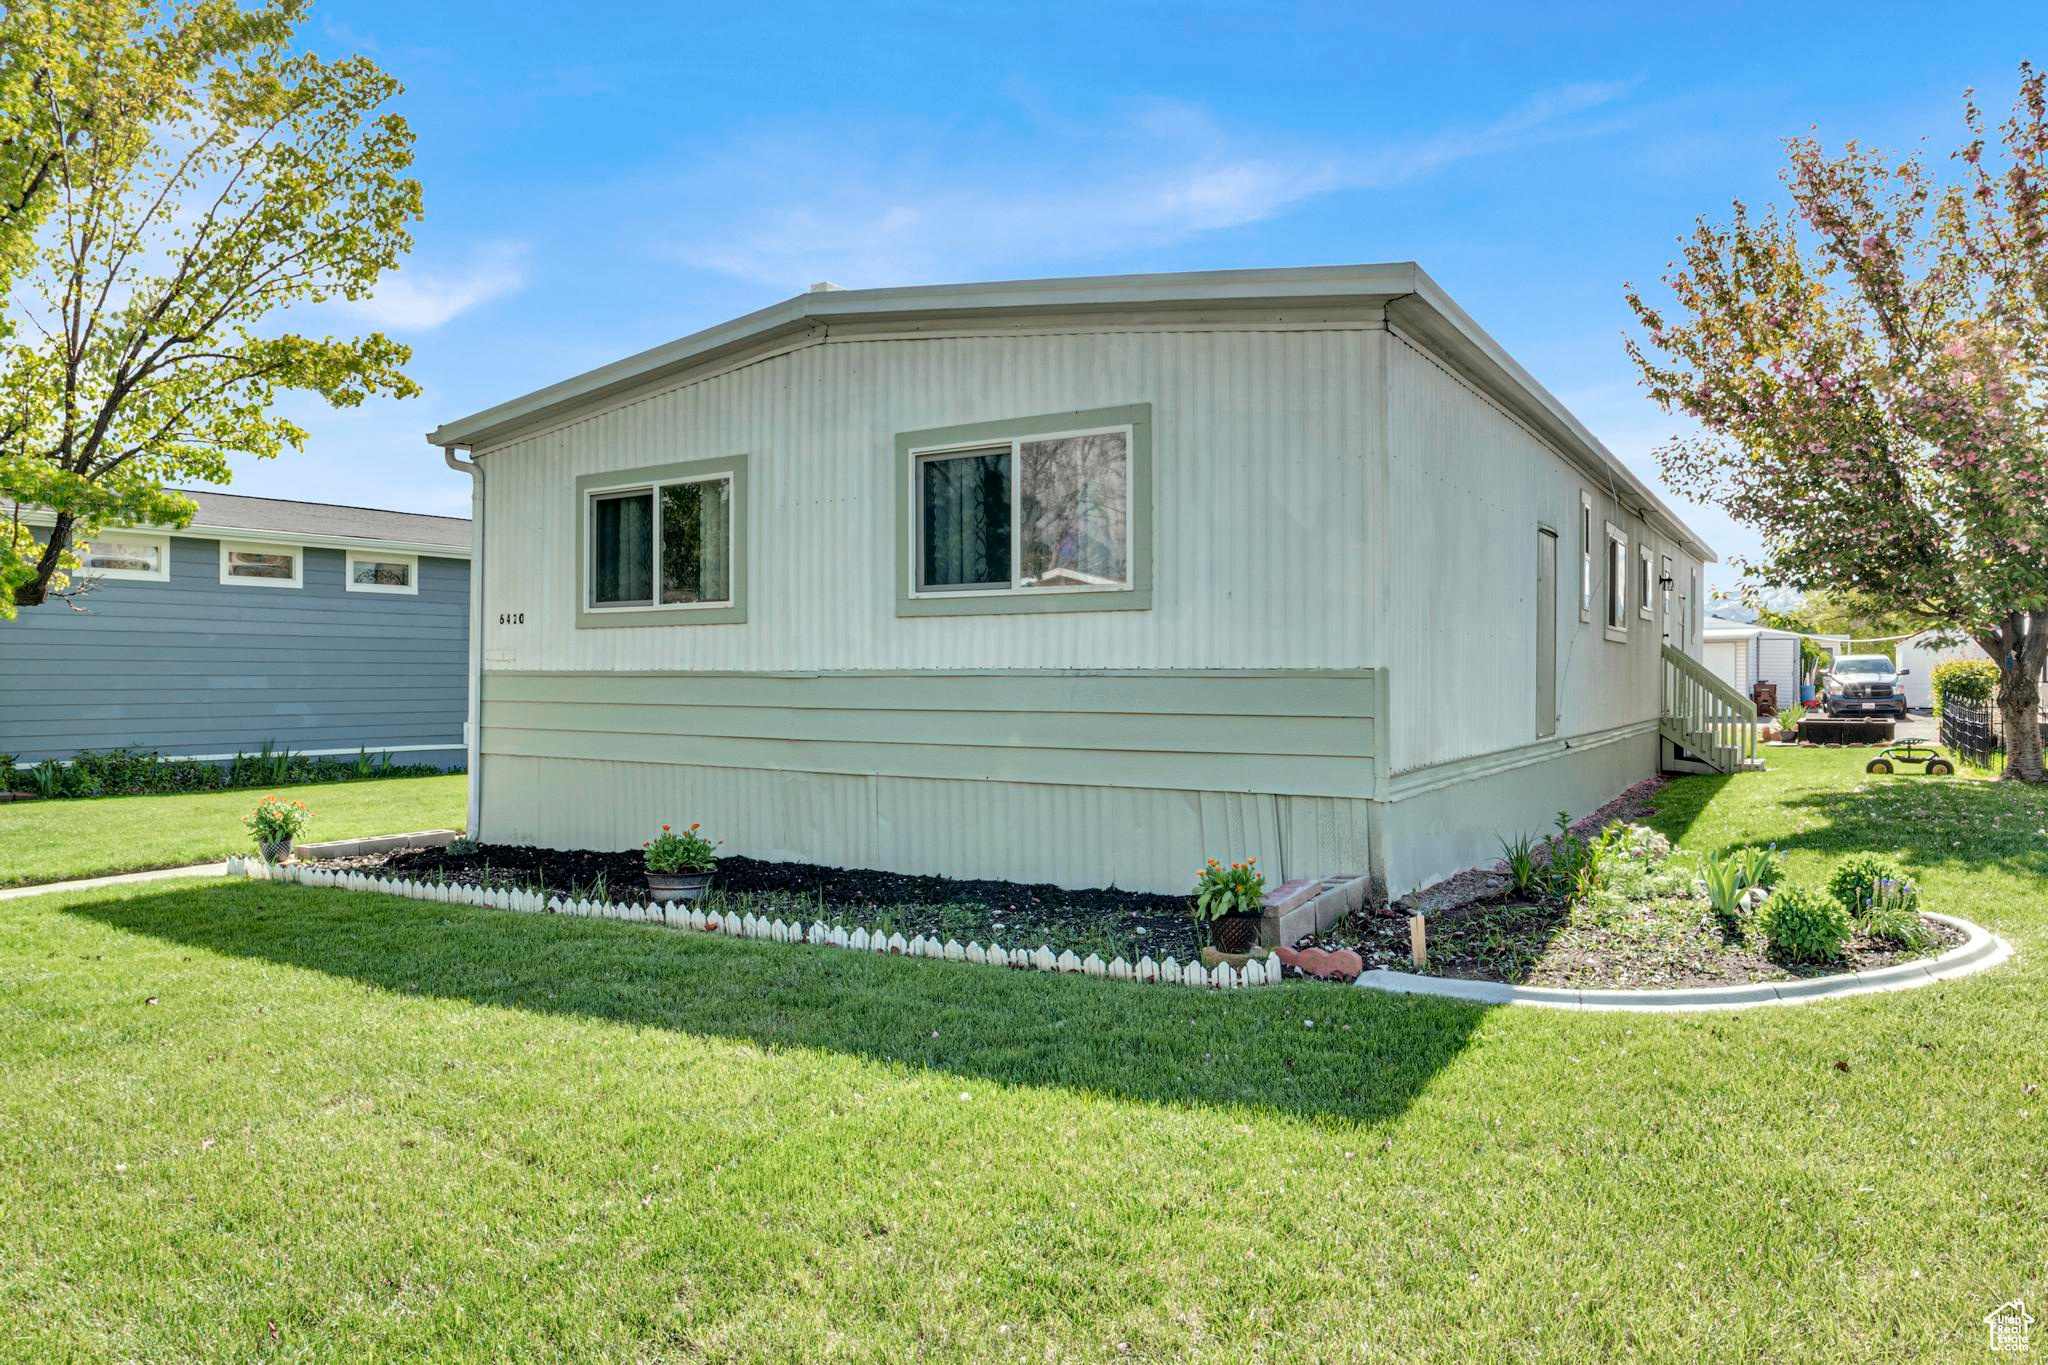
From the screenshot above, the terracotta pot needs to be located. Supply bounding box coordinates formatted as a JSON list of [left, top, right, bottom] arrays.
[[1209, 910, 1263, 955], [646, 869, 714, 904]]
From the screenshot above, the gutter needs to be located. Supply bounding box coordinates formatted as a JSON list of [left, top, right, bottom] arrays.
[[441, 444, 484, 841]]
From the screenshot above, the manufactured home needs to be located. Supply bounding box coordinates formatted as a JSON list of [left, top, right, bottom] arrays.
[[4, 491, 471, 766], [426, 264, 1746, 899]]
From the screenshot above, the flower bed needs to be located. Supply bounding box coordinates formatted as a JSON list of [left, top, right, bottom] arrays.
[[309, 842, 1205, 961]]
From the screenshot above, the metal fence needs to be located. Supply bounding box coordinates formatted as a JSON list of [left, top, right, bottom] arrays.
[[1940, 701, 2048, 765]]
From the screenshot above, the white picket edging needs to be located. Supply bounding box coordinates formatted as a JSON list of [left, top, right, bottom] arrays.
[[221, 856, 1284, 990]]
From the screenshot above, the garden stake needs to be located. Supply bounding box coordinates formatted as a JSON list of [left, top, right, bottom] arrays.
[[1410, 914, 1426, 970]]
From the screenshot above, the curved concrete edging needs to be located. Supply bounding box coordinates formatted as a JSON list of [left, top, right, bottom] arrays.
[[1353, 913, 2013, 1012]]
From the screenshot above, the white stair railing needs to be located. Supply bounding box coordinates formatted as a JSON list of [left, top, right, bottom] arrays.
[[1661, 644, 1758, 773]]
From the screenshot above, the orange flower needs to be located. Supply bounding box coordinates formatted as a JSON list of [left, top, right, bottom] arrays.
[[662, 824, 671, 832], [690, 823, 700, 831]]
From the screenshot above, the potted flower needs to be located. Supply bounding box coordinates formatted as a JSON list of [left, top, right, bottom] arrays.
[[243, 794, 310, 864], [1191, 857, 1266, 954], [644, 822, 718, 903]]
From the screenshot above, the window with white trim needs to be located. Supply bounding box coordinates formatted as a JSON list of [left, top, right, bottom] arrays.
[[219, 542, 301, 588], [913, 426, 1131, 595], [346, 550, 418, 595], [577, 454, 747, 628], [1579, 491, 1594, 622], [78, 532, 169, 582], [1605, 524, 1628, 635], [1638, 543, 1654, 618]]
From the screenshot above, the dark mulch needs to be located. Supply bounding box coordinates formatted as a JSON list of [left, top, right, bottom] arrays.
[[1317, 895, 1962, 990], [317, 842, 1204, 961]]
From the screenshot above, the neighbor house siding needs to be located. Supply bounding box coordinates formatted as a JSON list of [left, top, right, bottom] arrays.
[[0, 536, 469, 764]]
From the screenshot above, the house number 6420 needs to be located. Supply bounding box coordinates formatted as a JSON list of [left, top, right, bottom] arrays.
[[498, 612, 525, 625]]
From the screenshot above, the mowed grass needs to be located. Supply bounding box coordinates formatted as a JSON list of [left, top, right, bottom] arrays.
[[0, 749, 2042, 1360], [0, 775, 467, 887]]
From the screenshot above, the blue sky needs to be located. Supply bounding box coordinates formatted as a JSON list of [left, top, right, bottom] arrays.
[[236, 2, 2046, 597]]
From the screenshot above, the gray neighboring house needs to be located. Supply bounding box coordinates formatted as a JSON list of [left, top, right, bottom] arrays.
[[4, 491, 471, 767]]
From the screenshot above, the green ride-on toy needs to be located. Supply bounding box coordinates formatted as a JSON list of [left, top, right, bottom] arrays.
[[1865, 741, 1954, 776]]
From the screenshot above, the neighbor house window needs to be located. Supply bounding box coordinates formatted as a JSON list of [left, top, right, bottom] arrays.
[[78, 532, 169, 582], [896, 404, 1152, 617], [345, 549, 419, 595], [1579, 491, 1594, 622], [575, 455, 748, 628], [219, 542, 301, 588], [1638, 543, 1654, 619], [1605, 524, 1628, 636]]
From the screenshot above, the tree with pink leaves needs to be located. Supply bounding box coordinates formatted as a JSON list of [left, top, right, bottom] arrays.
[[1626, 64, 2048, 782]]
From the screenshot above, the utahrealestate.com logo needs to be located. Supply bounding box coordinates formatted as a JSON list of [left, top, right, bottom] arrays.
[[1987, 1300, 2034, 1353]]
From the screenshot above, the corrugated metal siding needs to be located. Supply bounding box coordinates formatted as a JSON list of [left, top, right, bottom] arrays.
[[481, 754, 1373, 893], [474, 327, 1378, 673], [1382, 333, 1703, 774], [0, 536, 469, 763]]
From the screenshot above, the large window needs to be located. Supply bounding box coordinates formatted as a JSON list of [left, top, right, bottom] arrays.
[[1605, 524, 1628, 636], [576, 455, 748, 628], [897, 404, 1152, 617], [346, 550, 419, 595], [219, 542, 302, 588], [78, 532, 169, 582]]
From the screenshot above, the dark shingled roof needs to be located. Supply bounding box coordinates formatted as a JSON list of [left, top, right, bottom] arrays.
[[179, 489, 471, 552]]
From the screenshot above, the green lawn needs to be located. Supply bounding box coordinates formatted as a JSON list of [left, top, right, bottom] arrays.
[[0, 749, 2040, 1360], [0, 775, 466, 887]]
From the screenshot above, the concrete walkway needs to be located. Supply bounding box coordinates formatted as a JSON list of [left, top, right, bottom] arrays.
[[0, 861, 227, 902]]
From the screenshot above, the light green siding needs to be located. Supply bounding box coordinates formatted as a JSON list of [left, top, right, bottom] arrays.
[[477, 667, 1377, 891]]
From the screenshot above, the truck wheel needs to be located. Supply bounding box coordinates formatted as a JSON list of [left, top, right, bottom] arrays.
[[1866, 758, 1894, 774], [1927, 759, 1954, 775]]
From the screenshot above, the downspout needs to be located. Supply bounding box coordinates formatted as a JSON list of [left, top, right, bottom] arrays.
[[442, 444, 484, 840]]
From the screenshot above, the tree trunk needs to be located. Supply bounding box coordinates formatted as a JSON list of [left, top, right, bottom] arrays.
[[9, 512, 73, 610], [1996, 611, 2048, 784]]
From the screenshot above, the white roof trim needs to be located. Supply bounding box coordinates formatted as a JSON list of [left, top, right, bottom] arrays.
[[424, 263, 1716, 562]]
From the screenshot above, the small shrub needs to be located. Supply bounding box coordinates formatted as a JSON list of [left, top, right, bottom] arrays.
[[1192, 857, 1264, 921], [443, 837, 479, 857], [1928, 657, 1999, 714], [645, 822, 719, 874], [1826, 853, 1901, 915], [1760, 884, 1851, 963]]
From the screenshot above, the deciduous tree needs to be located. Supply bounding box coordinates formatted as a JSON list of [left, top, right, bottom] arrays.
[[0, 0, 419, 618], [1626, 64, 2048, 781]]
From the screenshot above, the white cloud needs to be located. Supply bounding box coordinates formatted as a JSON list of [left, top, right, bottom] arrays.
[[657, 81, 1637, 290], [339, 242, 529, 331]]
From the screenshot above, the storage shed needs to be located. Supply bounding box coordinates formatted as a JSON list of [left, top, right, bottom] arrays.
[[427, 264, 1732, 900], [1701, 624, 1846, 713]]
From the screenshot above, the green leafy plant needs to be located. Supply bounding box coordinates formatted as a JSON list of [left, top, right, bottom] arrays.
[[1759, 883, 1851, 963], [1699, 850, 1749, 925], [1827, 853, 1902, 916], [443, 838, 479, 857], [1927, 658, 1999, 715], [645, 823, 718, 874], [1732, 845, 1783, 892], [1498, 832, 1543, 899], [1191, 857, 1264, 921], [1854, 876, 1934, 950], [29, 759, 68, 799], [243, 794, 311, 852]]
